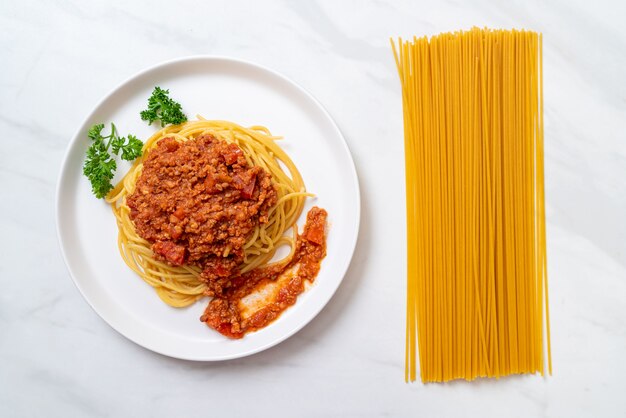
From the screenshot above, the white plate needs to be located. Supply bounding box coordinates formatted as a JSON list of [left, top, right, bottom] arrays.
[[56, 56, 360, 360]]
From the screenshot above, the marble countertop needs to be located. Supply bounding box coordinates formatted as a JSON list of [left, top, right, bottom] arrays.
[[2, 0, 625, 416]]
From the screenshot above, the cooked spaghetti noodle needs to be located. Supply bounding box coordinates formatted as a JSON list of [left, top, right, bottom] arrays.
[[392, 28, 551, 382], [106, 119, 310, 308]]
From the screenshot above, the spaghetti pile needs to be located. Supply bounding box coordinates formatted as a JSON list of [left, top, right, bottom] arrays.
[[106, 119, 309, 308], [392, 28, 551, 382]]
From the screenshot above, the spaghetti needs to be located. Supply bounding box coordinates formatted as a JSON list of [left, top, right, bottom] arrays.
[[392, 28, 551, 382], [106, 119, 310, 308]]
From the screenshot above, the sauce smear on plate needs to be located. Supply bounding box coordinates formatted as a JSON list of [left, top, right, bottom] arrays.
[[201, 207, 328, 338]]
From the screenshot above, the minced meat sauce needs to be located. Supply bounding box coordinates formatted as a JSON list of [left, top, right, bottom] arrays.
[[127, 134, 328, 338], [127, 134, 277, 296]]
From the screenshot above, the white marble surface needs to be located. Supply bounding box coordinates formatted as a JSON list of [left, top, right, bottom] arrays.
[[1, 0, 625, 416]]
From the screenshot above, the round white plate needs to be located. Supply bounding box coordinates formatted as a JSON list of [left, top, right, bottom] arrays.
[[56, 56, 360, 360]]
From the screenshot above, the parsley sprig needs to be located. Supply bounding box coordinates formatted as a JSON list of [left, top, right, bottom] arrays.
[[82, 123, 143, 198], [83, 86, 186, 199], [140, 86, 187, 127]]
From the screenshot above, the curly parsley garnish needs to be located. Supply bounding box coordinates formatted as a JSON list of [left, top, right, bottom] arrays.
[[83, 123, 143, 198], [140, 86, 188, 127]]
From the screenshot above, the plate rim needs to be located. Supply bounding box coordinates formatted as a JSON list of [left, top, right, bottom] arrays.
[[55, 55, 361, 361]]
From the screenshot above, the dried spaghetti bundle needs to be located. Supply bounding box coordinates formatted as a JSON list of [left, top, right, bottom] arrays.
[[392, 28, 551, 383]]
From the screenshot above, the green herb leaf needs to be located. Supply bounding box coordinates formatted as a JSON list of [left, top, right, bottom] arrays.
[[121, 135, 144, 161], [110, 135, 125, 155], [83, 142, 117, 199], [140, 86, 188, 127], [87, 123, 105, 141], [82, 123, 144, 198]]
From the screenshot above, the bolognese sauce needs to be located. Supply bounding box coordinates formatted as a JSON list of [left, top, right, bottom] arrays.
[[127, 134, 277, 295], [126, 133, 328, 338]]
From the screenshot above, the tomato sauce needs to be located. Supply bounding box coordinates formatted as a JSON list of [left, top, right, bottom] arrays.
[[200, 207, 328, 338]]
